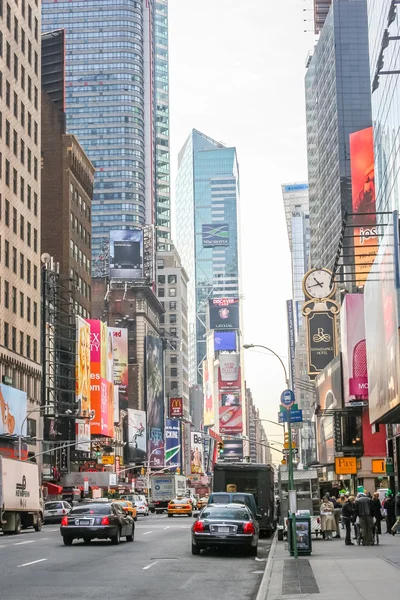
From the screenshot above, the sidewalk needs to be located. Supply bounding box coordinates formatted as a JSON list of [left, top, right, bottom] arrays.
[[264, 532, 400, 600]]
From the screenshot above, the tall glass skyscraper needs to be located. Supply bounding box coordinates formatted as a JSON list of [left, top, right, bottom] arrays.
[[305, 0, 371, 270], [42, 0, 171, 268], [175, 130, 240, 385]]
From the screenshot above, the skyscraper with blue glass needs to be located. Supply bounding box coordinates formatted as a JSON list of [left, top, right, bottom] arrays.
[[175, 130, 241, 385], [41, 0, 171, 269]]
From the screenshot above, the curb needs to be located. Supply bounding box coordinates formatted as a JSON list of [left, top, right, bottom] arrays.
[[256, 532, 278, 600]]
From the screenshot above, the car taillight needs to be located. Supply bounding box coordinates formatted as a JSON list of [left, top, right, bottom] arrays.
[[193, 520, 204, 533], [61, 516, 68, 526], [168, 504, 173, 508], [243, 522, 255, 534], [101, 516, 110, 525], [62, 509, 66, 514]]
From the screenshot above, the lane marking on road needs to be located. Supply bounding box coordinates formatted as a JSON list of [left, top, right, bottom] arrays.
[[142, 531, 153, 535], [14, 540, 35, 546], [163, 526, 171, 530], [143, 561, 159, 570], [17, 558, 48, 568], [180, 574, 197, 589], [46, 528, 58, 532]]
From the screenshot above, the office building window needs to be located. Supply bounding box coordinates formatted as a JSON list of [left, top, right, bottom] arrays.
[[170, 314, 177, 324], [158, 275, 165, 284], [19, 331, 24, 355], [169, 301, 176, 310], [4, 280, 9, 308], [158, 288, 165, 297], [20, 292, 24, 317], [170, 368, 178, 377], [168, 275, 177, 284], [169, 287, 176, 297], [33, 301, 37, 326], [5, 239, 9, 267], [12, 285, 16, 312], [11, 326, 16, 351], [27, 297, 31, 322], [26, 335, 30, 358], [3, 322, 9, 348], [27, 418, 36, 438], [170, 354, 178, 364]]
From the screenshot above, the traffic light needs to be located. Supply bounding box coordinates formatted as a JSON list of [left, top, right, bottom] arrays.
[[94, 444, 102, 458], [141, 467, 145, 476], [217, 441, 224, 455]]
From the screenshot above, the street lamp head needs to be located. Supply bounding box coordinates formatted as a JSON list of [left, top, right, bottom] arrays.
[[243, 344, 254, 350]]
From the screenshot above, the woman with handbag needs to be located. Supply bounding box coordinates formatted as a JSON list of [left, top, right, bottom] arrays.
[[320, 493, 336, 540]]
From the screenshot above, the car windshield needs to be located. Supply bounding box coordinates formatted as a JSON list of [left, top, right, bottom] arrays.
[[211, 494, 231, 504], [201, 507, 251, 521], [45, 502, 62, 510], [172, 499, 189, 504], [70, 504, 111, 515], [136, 500, 145, 505]]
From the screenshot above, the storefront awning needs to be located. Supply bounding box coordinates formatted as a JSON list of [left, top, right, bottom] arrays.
[[43, 482, 63, 495]]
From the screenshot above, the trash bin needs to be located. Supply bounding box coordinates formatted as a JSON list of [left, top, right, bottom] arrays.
[[287, 515, 312, 556]]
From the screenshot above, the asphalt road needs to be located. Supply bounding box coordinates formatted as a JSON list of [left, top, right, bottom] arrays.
[[0, 513, 271, 600]]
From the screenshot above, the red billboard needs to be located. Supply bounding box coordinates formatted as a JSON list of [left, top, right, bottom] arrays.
[[169, 397, 183, 418], [349, 126, 377, 286], [218, 362, 242, 434]]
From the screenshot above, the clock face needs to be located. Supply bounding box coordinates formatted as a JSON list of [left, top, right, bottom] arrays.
[[303, 269, 335, 299]]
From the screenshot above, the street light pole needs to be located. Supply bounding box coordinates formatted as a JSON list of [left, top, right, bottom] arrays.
[[243, 344, 290, 388], [19, 404, 53, 460]]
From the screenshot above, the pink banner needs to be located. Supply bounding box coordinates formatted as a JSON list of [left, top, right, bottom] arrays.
[[340, 294, 368, 405]]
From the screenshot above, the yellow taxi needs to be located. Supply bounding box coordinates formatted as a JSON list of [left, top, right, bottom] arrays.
[[168, 497, 193, 517], [112, 500, 137, 521]]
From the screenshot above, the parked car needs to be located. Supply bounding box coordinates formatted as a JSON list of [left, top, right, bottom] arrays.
[[60, 502, 134, 545], [44, 501, 72, 524], [207, 492, 259, 519], [168, 497, 193, 517], [192, 503, 259, 556], [135, 499, 149, 516]]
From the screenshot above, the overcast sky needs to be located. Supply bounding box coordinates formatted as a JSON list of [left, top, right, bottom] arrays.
[[169, 0, 315, 461]]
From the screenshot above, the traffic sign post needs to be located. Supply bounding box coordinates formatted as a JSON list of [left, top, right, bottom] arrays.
[[281, 389, 295, 409], [281, 389, 298, 560]]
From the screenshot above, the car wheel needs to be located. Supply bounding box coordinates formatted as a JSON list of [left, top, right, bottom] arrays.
[[249, 545, 258, 557], [63, 537, 73, 546], [126, 530, 134, 542], [14, 514, 22, 535], [191, 542, 201, 555], [33, 516, 42, 532], [83, 537, 91, 544], [168, 513, 173, 518], [111, 527, 121, 545], [188, 513, 192, 518]]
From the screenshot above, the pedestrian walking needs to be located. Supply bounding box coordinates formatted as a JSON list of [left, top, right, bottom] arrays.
[[354, 487, 374, 545], [320, 493, 335, 541], [330, 496, 342, 538], [384, 491, 395, 533], [372, 492, 383, 535], [341, 495, 355, 546], [390, 492, 400, 535]]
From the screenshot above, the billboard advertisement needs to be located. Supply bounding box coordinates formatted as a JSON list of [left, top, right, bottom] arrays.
[[219, 438, 243, 462], [109, 228, 143, 279], [219, 400, 243, 434], [286, 300, 296, 392], [203, 435, 215, 475], [86, 320, 114, 437], [214, 331, 236, 352], [365, 215, 400, 423], [203, 360, 214, 427], [109, 327, 128, 411], [209, 298, 240, 330], [165, 419, 181, 472], [145, 336, 165, 467], [169, 397, 183, 418], [75, 420, 90, 453], [350, 126, 377, 287], [0, 384, 27, 436], [340, 294, 368, 405], [202, 224, 229, 247], [306, 309, 337, 377], [315, 356, 343, 464], [76, 316, 91, 417], [128, 409, 146, 462], [182, 421, 191, 476], [219, 353, 240, 382], [191, 431, 204, 474]]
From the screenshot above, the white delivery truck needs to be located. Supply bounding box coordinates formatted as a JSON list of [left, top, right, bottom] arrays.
[[151, 474, 187, 513], [0, 457, 44, 534]]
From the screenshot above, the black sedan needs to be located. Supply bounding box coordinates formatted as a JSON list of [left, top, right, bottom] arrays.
[[191, 503, 259, 556], [60, 502, 134, 546]]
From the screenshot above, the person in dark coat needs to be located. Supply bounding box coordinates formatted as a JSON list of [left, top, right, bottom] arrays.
[[391, 492, 400, 535], [341, 496, 355, 545], [372, 492, 383, 535], [383, 492, 395, 533]]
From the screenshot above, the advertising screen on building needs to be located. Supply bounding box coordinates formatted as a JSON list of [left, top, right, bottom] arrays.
[[165, 419, 181, 472], [86, 320, 114, 437], [209, 298, 239, 330], [202, 224, 229, 247], [75, 420, 90, 453], [219, 353, 240, 382], [219, 438, 243, 462], [109, 229, 143, 279], [191, 432, 204, 474], [76, 316, 91, 418], [306, 310, 337, 377], [214, 331, 236, 351], [145, 336, 165, 467], [109, 327, 128, 411], [182, 421, 191, 476], [127, 409, 146, 462], [350, 127, 377, 286], [169, 397, 183, 418], [0, 384, 27, 436], [365, 215, 400, 424], [203, 360, 214, 427], [315, 356, 343, 464], [340, 294, 368, 405]]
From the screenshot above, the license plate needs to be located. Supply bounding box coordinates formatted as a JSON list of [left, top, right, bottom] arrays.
[[79, 519, 90, 525], [218, 526, 230, 533], [49, 511, 57, 514]]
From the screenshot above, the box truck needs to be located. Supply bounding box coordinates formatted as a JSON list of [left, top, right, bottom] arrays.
[[151, 474, 187, 513], [0, 457, 43, 534]]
